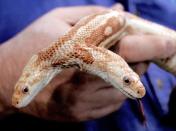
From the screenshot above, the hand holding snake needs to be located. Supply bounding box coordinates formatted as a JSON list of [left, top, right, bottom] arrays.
[[0, 5, 175, 121]]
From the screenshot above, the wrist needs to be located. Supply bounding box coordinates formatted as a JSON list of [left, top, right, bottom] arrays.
[[0, 42, 16, 116]]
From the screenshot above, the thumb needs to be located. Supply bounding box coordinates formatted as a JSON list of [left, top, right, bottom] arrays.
[[55, 6, 107, 25]]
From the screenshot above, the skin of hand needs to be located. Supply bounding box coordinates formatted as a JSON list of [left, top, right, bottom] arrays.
[[117, 35, 176, 76], [0, 5, 125, 121], [0, 4, 176, 121]]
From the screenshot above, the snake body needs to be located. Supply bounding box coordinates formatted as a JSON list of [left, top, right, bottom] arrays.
[[12, 10, 176, 108]]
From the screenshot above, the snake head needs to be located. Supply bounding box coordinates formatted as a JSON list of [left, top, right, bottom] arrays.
[[121, 73, 145, 99], [12, 55, 59, 108], [102, 59, 146, 100]]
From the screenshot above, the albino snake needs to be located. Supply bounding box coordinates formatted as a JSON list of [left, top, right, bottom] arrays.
[[12, 10, 176, 108]]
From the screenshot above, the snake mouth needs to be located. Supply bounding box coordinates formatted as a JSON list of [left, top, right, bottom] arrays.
[[121, 89, 136, 99]]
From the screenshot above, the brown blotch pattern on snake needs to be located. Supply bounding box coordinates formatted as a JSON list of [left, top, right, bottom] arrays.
[[85, 17, 124, 46], [73, 45, 94, 64], [37, 14, 102, 63]]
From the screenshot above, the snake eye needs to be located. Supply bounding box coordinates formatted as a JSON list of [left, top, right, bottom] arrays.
[[22, 86, 29, 94], [123, 76, 131, 85]]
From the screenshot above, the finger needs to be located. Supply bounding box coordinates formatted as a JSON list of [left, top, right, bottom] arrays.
[[117, 35, 176, 63], [54, 76, 111, 102], [78, 77, 111, 91], [79, 102, 124, 121], [71, 87, 126, 121], [44, 68, 77, 92], [78, 86, 126, 107], [55, 6, 107, 25], [71, 71, 105, 85], [130, 62, 149, 76], [88, 102, 124, 120], [111, 3, 124, 11], [94, 87, 126, 105]]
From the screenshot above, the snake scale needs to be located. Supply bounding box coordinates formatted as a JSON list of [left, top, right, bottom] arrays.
[[12, 10, 176, 108]]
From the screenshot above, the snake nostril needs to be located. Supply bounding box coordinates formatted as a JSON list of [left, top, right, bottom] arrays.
[[137, 88, 146, 97]]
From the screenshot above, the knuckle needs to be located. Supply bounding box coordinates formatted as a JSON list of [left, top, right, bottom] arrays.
[[69, 108, 85, 121], [155, 39, 166, 57], [159, 38, 174, 58], [165, 39, 175, 55], [113, 3, 124, 11], [161, 40, 166, 50], [118, 37, 130, 59], [117, 3, 124, 10], [90, 6, 106, 13]]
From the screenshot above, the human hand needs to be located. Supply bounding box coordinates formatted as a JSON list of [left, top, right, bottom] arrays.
[[0, 5, 127, 121], [116, 35, 176, 76], [23, 6, 176, 122], [2, 4, 174, 122], [16, 5, 128, 122]]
